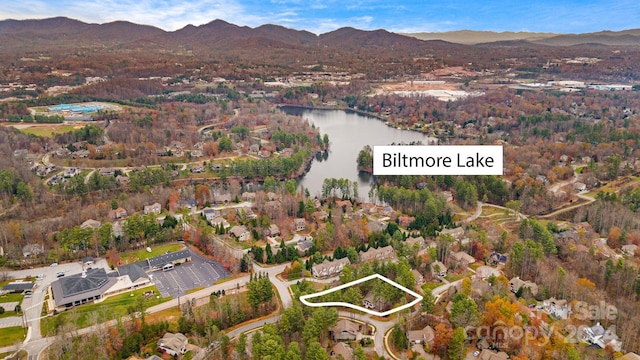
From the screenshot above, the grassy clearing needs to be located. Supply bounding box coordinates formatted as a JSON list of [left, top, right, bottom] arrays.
[[0, 326, 26, 347], [15, 125, 79, 138], [421, 282, 441, 293], [119, 243, 185, 266], [0, 293, 24, 304], [41, 286, 170, 336]]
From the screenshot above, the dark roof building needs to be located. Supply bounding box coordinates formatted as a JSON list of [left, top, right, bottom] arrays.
[[2, 281, 35, 293], [117, 263, 148, 283], [51, 268, 117, 309], [144, 249, 191, 270]]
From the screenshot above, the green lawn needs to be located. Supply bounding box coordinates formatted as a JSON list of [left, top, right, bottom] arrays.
[[15, 125, 78, 138], [421, 282, 441, 293], [0, 293, 24, 304], [120, 243, 185, 266], [41, 286, 170, 336], [0, 327, 26, 347]]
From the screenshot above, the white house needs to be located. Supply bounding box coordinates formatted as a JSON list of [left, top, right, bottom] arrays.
[[144, 203, 162, 215], [229, 225, 251, 241], [157, 332, 187, 356], [542, 297, 571, 319]]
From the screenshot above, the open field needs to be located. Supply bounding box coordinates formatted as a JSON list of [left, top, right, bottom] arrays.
[[0, 326, 26, 347], [118, 243, 185, 267], [1, 123, 81, 138]]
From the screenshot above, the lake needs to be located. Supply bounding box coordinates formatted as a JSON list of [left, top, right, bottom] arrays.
[[280, 107, 437, 200]]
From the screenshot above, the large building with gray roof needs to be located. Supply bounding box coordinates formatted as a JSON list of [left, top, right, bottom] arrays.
[[51, 268, 117, 309]]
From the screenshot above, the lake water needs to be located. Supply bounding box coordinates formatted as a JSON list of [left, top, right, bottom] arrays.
[[280, 107, 437, 200]]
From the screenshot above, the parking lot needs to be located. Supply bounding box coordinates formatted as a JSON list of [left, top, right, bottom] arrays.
[[150, 249, 230, 298]]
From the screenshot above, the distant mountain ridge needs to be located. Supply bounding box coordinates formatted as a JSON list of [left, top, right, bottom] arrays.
[[0, 17, 639, 57], [404, 29, 640, 46]]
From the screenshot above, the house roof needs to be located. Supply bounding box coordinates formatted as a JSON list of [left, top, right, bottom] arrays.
[[80, 219, 101, 229], [230, 225, 249, 237], [332, 342, 353, 359], [157, 332, 188, 353], [333, 319, 359, 335], [117, 263, 149, 283], [312, 258, 350, 276], [479, 349, 509, 360], [407, 325, 434, 342], [145, 249, 191, 269], [452, 251, 476, 264], [51, 268, 117, 307], [3, 281, 35, 292]]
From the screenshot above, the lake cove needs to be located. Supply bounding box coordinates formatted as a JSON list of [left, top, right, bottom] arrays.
[[279, 107, 436, 199]]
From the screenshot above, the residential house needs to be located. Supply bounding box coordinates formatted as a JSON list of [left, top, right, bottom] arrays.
[[214, 193, 232, 204], [296, 238, 314, 254], [113, 207, 127, 219], [475, 266, 501, 280], [202, 208, 216, 222], [542, 297, 571, 319], [80, 219, 102, 230], [99, 167, 115, 177], [412, 269, 424, 286], [179, 200, 197, 210], [406, 236, 425, 249], [406, 325, 435, 344], [574, 182, 587, 192], [358, 246, 396, 263], [439, 227, 464, 240], [452, 251, 476, 266], [488, 252, 508, 266], [116, 175, 129, 185], [22, 244, 44, 258], [509, 277, 539, 296], [363, 292, 390, 312], [157, 332, 188, 357], [431, 261, 447, 278], [312, 258, 350, 278], [330, 342, 353, 360], [229, 226, 251, 241], [582, 322, 622, 352], [331, 319, 360, 341], [241, 192, 256, 201], [294, 218, 307, 232], [144, 203, 162, 215], [248, 144, 260, 154], [478, 349, 509, 360], [210, 216, 230, 230], [63, 167, 80, 177], [268, 224, 280, 237], [190, 165, 205, 173]]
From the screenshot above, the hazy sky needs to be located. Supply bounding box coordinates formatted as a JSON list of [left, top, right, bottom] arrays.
[[2, 0, 639, 34]]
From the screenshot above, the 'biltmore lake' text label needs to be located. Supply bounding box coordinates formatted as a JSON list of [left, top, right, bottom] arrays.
[[373, 145, 504, 175]]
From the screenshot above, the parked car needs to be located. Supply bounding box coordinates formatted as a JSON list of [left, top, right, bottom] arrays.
[[24, 291, 32, 298], [56, 272, 65, 278], [50, 263, 58, 267], [36, 274, 45, 280]]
